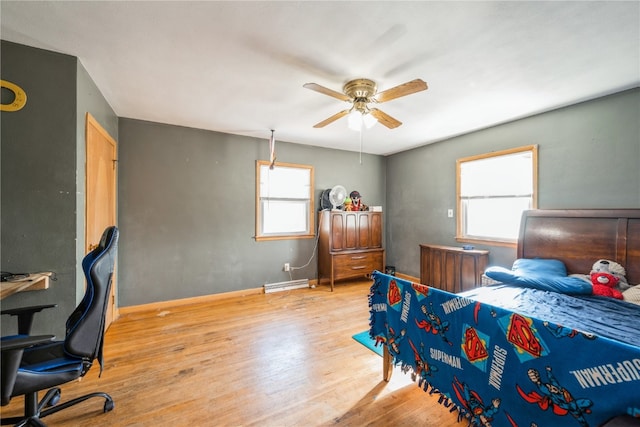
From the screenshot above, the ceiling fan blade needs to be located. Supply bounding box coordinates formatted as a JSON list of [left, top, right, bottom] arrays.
[[375, 79, 428, 103], [313, 110, 350, 128], [303, 83, 351, 102], [370, 108, 402, 129]]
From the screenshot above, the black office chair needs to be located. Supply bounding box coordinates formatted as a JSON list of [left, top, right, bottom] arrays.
[[1, 226, 118, 426]]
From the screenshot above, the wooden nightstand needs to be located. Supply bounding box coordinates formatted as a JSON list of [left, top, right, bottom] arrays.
[[420, 244, 488, 293]]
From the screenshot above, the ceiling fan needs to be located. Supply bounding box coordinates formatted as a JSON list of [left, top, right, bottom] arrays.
[[303, 78, 428, 129]]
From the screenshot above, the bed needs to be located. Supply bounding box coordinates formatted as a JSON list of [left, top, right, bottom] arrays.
[[369, 209, 640, 427]]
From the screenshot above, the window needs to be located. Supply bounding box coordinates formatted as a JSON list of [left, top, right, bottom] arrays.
[[255, 161, 314, 241], [456, 145, 538, 245]]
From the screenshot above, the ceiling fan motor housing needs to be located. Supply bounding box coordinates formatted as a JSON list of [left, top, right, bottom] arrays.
[[343, 79, 377, 100]]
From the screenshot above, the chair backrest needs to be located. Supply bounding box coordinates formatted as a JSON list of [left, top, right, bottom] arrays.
[[64, 226, 118, 366]]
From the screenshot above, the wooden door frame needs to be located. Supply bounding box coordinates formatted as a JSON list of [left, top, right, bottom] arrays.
[[85, 112, 118, 326]]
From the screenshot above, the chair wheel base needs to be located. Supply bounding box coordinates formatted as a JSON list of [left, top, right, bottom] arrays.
[[1, 389, 114, 426]]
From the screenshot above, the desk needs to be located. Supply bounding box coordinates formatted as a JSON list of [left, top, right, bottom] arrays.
[[0, 272, 53, 300]]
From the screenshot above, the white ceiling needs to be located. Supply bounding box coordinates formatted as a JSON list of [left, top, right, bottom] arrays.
[[1, 1, 638, 155]]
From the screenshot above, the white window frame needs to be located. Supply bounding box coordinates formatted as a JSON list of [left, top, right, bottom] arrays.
[[255, 160, 315, 241], [456, 145, 538, 246]]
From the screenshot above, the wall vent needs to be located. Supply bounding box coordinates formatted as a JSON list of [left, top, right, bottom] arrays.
[[264, 279, 309, 293]]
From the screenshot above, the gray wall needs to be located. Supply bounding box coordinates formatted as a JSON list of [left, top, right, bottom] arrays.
[[3, 40, 638, 317], [1, 41, 117, 337], [117, 119, 386, 306], [385, 88, 640, 278]]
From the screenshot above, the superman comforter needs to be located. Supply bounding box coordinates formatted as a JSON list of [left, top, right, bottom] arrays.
[[369, 271, 640, 427]]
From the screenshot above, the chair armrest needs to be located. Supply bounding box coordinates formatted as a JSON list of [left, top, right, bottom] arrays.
[[1, 304, 58, 316], [0, 335, 55, 352], [1, 335, 55, 405], [1, 304, 57, 335]]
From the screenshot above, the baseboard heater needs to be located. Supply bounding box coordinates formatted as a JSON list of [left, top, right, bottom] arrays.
[[264, 278, 309, 293]]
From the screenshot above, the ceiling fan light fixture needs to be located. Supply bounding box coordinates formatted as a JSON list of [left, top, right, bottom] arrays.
[[347, 109, 377, 131], [362, 112, 377, 129], [347, 110, 362, 131]]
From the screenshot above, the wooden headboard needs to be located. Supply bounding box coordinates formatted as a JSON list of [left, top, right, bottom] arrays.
[[517, 209, 640, 285]]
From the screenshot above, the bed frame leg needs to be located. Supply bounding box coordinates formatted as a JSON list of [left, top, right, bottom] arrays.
[[383, 345, 393, 381]]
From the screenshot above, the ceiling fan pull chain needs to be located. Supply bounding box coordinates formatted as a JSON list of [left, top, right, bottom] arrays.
[[359, 126, 363, 164]]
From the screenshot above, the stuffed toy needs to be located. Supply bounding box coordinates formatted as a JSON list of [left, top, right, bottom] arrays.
[[593, 259, 629, 287], [570, 259, 631, 293], [349, 191, 368, 211], [590, 260, 624, 299], [343, 197, 354, 211]]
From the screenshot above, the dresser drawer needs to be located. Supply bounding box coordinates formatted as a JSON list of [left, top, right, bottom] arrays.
[[333, 251, 383, 279]]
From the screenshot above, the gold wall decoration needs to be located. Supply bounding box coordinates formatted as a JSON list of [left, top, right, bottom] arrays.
[[1, 79, 27, 112]]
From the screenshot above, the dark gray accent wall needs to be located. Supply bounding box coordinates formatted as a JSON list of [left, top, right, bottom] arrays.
[[117, 118, 386, 306], [385, 88, 640, 278], [1, 41, 117, 337], [1, 41, 78, 337]]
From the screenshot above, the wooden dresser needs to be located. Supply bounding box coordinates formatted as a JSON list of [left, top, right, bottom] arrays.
[[318, 211, 384, 291], [420, 244, 488, 293]]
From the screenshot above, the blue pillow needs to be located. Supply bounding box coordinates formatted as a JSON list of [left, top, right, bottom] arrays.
[[485, 258, 593, 295]]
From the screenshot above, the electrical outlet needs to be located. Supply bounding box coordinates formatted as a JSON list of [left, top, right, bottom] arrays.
[[284, 263, 290, 272], [447, 209, 454, 218]]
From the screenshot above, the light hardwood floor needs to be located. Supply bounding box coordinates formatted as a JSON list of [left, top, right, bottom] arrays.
[[2, 279, 466, 426]]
